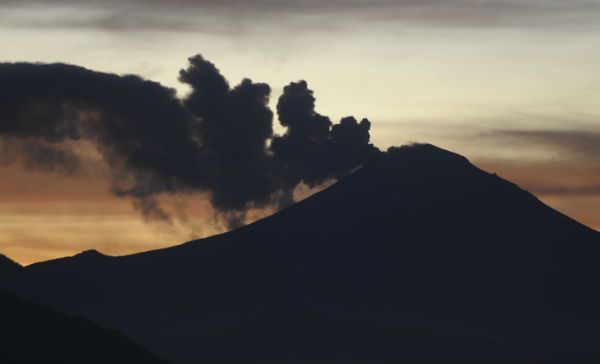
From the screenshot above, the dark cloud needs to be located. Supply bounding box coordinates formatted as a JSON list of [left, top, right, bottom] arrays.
[[0, 55, 379, 228], [483, 129, 600, 164], [179, 55, 277, 214], [533, 185, 600, 196], [272, 81, 380, 200], [1, 0, 599, 32], [377, 121, 600, 203], [0, 62, 207, 221], [454, 127, 600, 203], [177, 58, 381, 224]]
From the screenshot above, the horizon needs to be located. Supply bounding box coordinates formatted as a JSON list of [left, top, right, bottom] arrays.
[[1, 0, 599, 264], [3, 141, 598, 266]]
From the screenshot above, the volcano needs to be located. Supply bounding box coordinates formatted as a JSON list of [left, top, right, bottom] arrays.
[[3, 144, 600, 362]]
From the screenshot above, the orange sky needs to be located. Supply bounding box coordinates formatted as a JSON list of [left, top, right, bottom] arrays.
[[1, 152, 598, 265], [476, 159, 600, 229]]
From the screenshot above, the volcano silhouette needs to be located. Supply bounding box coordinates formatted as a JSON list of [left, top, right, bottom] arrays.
[[3, 144, 600, 362]]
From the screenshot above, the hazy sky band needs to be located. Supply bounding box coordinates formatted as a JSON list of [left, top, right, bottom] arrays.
[[2, 0, 600, 33]]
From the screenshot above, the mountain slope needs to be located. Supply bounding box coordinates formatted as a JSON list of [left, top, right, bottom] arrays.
[[4, 144, 600, 361], [0, 253, 21, 278], [146, 302, 589, 362], [0, 290, 165, 363]]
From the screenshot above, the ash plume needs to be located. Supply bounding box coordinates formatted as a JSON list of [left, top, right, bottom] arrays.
[[179, 55, 277, 214], [0, 61, 206, 221], [0, 55, 381, 228], [272, 80, 380, 195]]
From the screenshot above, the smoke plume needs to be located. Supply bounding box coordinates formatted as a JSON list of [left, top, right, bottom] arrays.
[[0, 55, 380, 228]]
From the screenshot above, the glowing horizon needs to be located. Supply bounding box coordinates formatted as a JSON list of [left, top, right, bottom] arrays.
[[1, 0, 599, 264]]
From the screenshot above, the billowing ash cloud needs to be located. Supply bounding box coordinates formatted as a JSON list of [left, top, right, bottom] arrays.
[[0, 55, 380, 227], [179, 55, 277, 212], [0, 62, 207, 221], [272, 80, 379, 195]]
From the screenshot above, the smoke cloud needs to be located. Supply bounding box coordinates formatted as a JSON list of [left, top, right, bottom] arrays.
[[0, 61, 207, 221], [0, 55, 380, 228], [179, 55, 277, 213], [272, 81, 380, 200]]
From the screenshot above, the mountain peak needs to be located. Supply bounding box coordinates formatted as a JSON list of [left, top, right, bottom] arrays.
[[73, 249, 107, 261], [379, 143, 472, 173], [0, 253, 20, 266], [388, 143, 468, 161], [0, 254, 22, 287], [76, 249, 104, 257], [0, 254, 21, 274]]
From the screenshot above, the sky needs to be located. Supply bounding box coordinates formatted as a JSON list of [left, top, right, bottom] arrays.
[[1, 0, 599, 264]]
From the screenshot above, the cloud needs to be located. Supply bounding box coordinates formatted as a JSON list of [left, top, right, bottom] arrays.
[[468, 126, 600, 201], [1, 0, 599, 33], [0, 61, 208, 221], [478, 156, 600, 229], [273, 80, 379, 194], [534, 185, 600, 196], [178, 55, 277, 213], [0, 55, 379, 228], [382, 119, 600, 201], [482, 129, 600, 164]]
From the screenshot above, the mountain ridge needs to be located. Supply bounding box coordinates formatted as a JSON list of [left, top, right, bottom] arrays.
[[18, 144, 598, 266], [3, 143, 600, 361], [0, 253, 22, 278], [0, 290, 165, 363]]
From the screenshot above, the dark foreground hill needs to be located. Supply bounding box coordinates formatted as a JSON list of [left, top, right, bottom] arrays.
[[3, 144, 600, 362], [0, 290, 165, 363]]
